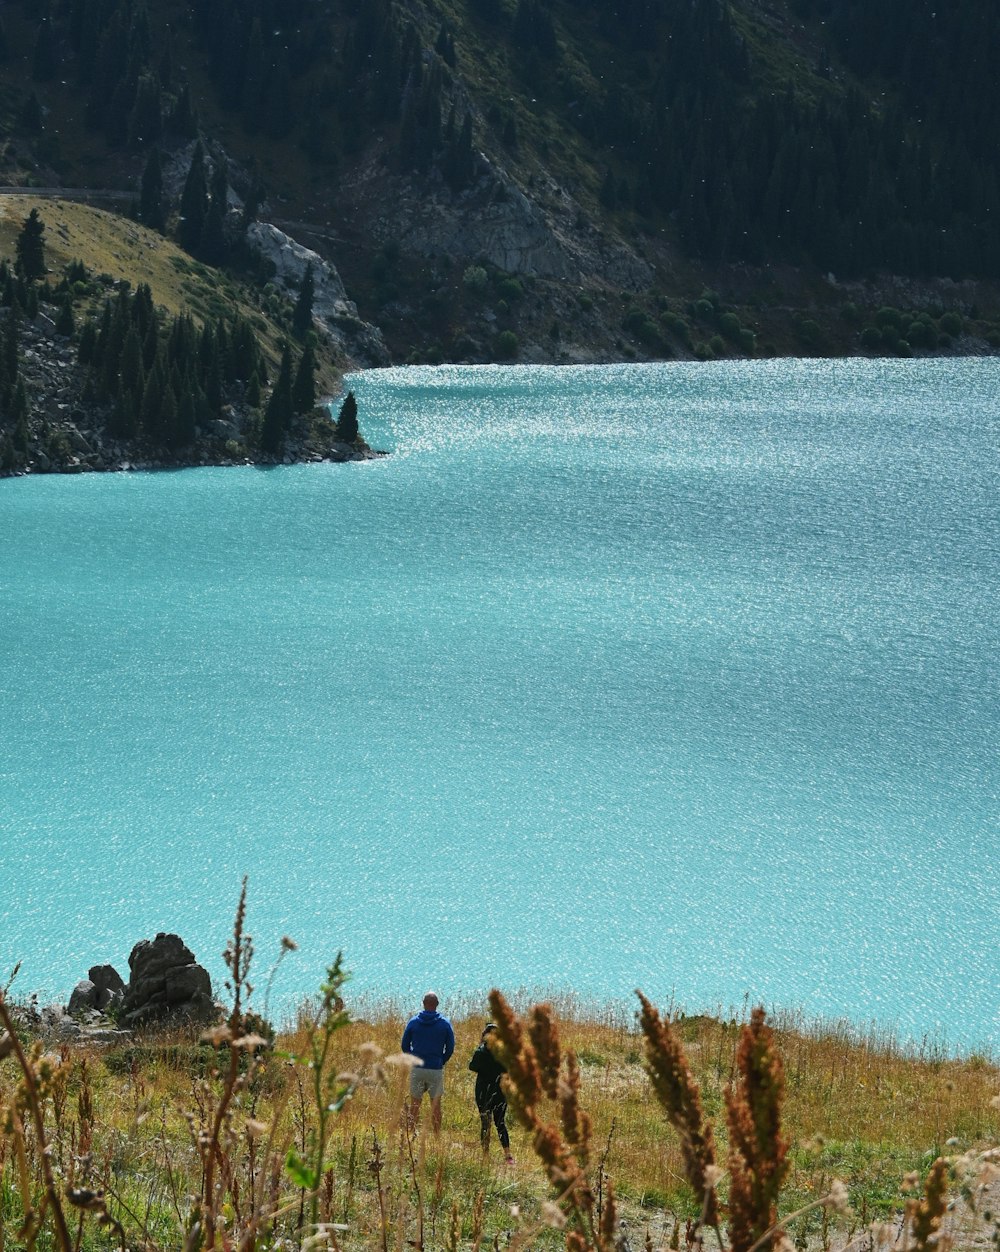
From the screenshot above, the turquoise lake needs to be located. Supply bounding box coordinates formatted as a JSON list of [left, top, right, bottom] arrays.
[[1, 358, 997, 1050]]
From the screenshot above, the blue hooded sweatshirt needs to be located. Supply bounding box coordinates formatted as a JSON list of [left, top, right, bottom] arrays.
[[401, 1010, 455, 1071]]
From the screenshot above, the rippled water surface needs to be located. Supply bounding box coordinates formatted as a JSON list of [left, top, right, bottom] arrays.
[[2, 359, 997, 1048]]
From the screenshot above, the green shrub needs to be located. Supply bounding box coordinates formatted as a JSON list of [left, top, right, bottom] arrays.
[[462, 265, 489, 293], [496, 276, 523, 302], [661, 312, 692, 346], [939, 311, 964, 336], [708, 333, 726, 357], [496, 329, 519, 358], [738, 327, 756, 354], [906, 321, 934, 349], [860, 326, 882, 351], [718, 311, 742, 342], [796, 319, 823, 348], [875, 306, 904, 330], [693, 297, 715, 323]]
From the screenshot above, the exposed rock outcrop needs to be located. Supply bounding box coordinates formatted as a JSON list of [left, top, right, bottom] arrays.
[[120, 933, 217, 1027], [346, 151, 653, 291], [245, 221, 390, 367]]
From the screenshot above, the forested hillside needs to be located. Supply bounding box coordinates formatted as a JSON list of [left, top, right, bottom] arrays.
[[1, 0, 999, 373]]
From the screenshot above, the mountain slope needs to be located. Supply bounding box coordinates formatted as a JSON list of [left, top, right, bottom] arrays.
[[1, 0, 999, 367]]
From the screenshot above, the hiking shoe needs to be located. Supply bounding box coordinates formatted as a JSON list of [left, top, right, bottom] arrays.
[[505, 1155, 515, 1165]]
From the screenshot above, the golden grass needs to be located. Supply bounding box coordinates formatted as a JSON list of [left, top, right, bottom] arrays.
[[2, 895, 998, 1252], [20, 998, 984, 1249], [0, 196, 342, 392]]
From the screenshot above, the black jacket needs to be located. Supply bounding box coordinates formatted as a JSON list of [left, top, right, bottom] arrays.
[[469, 1042, 507, 1108]]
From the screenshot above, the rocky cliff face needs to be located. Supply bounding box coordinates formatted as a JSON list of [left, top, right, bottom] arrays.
[[345, 151, 653, 292], [246, 222, 390, 368]]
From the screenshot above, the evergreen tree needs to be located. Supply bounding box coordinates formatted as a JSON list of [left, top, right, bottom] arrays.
[[198, 163, 229, 264], [20, 91, 44, 132], [169, 82, 198, 138], [77, 318, 97, 366], [333, 390, 359, 442], [15, 210, 46, 281], [129, 71, 163, 148], [1, 308, 19, 406], [119, 325, 144, 399], [138, 149, 165, 231], [260, 343, 293, 453], [32, 18, 57, 81], [178, 141, 208, 253], [11, 380, 29, 452], [292, 342, 316, 413], [55, 293, 75, 337], [246, 370, 262, 408], [292, 265, 315, 338]]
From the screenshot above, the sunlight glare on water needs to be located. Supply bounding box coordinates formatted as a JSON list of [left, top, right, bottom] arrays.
[[1, 358, 997, 1049]]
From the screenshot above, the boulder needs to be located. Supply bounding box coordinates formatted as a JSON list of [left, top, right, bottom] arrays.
[[121, 932, 217, 1027], [84, 974, 125, 1012], [68, 980, 98, 1016]]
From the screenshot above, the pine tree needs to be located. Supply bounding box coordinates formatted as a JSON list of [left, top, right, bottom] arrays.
[[178, 141, 208, 253], [292, 265, 315, 338], [292, 342, 317, 413], [1, 308, 19, 406], [246, 370, 262, 408], [77, 318, 97, 366], [139, 149, 165, 231], [333, 390, 359, 443], [128, 71, 162, 147], [15, 209, 46, 281], [32, 18, 57, 81], [11, 380, 29, 452], [55, 292, 75, 337], [260, 343, 293, 453]]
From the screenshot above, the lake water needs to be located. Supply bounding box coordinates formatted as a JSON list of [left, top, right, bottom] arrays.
[[1, 358, 997, 1051]]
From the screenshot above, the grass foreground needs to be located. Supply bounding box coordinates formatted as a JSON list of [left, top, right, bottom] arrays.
[[2, 889, 999, 1252]]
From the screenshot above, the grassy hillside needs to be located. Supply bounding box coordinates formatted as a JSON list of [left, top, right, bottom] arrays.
[[0, 195, 340, 387], [2, 959, 998, 1251]]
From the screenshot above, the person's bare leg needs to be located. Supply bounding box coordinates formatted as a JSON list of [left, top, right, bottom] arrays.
[[408, 1096, 422, 1132], [430, 1095, 442, 1136]]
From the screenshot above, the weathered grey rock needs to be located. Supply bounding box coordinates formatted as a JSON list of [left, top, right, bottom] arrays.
[[96, 986, 124, 1013], [66, 427, 92, 455], [89, 964, 125, 994], [165, 963, 211, 1004], [121, 932, 217, 1027], [245, 222, 389, 366], [210, 419, 239, 440], [41, 1004, 83, 1040], [68, 980, 98, 1015]]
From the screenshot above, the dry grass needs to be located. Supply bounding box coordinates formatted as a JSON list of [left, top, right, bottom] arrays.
[[0, 196, 341, 392], [2, 892, 999, 1252]]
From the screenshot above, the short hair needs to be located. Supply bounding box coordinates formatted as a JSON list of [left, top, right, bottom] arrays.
[[422, 992, 439, 1010]]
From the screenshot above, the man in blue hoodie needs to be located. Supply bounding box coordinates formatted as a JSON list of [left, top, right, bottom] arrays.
[[402, 992, 455, 1135]]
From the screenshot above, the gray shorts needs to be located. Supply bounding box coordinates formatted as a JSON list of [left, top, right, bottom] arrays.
[[409, 1065, 444, 1100]]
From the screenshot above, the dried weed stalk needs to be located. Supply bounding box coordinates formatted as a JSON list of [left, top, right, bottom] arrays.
[[488, 988, 617, 1252]]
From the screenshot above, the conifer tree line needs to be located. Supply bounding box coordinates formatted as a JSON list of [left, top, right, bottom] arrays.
[[75, 281, 277, 451], [7, 0, 1000, 279], [0, 234, 333, 471]]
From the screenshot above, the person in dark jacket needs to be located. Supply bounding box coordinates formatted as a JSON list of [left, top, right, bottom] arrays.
[[469, 1024, 513, 1163], [401, 992, 455, 1135]]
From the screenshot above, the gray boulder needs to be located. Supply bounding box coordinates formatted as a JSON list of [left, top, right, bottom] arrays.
[[68, 980, 98, 1016], [89, 964, 126, 995], [121, 933, 217, 1027]]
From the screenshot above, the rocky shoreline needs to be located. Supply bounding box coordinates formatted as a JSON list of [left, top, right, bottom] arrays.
[[8, 932, 223, 1046], [2, 285, 385, 480]]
